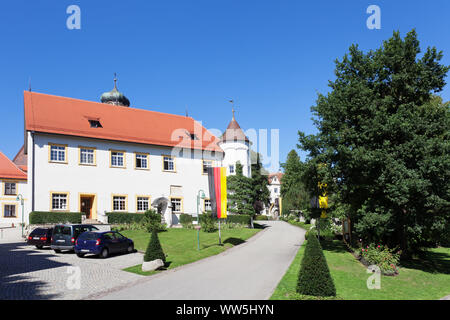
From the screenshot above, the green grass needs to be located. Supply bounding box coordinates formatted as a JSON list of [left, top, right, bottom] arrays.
[[271, 237, 450, 300], [121, 226, 261, 276]]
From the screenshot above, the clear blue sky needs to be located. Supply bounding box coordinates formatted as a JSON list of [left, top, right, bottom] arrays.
[[1, 0, 449, 172]]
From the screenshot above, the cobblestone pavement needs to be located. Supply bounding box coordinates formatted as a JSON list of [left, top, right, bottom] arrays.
[[0, 241, 144, 300]]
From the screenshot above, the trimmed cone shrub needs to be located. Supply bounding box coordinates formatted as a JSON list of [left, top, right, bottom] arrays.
[[144, 231, 166, 263], [296, 232, 336, 297]]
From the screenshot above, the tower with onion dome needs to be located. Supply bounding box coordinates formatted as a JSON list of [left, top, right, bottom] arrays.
[[219, 105, 251, 177], [100, 73, 130, 107]]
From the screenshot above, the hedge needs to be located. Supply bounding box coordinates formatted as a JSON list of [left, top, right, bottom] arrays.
[[29, 212, 83, 224], [255, 215, 269, 221], [106, 212, 145, 224], [179, 213, 251, 226], [296, 232, 336, 297]]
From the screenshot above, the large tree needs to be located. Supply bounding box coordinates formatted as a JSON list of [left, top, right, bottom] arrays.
[[280, 150, 310, 216], [251, 153, 271, 213], [298, 30, 450, 255], [227, 162, 256, 218]]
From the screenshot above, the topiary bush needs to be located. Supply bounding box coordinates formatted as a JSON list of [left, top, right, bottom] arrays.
[[144, 231, 166, 263], [297, 232, 336, 297], [141, 209, 166, 233]]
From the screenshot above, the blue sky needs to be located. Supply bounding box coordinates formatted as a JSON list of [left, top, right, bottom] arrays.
[[0, 0, 449, 171]]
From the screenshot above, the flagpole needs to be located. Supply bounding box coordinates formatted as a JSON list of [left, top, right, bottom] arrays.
[[218, 219, 222, 245]]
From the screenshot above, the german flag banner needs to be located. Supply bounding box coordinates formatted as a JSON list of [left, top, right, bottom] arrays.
[[206, 167, 227, 219]]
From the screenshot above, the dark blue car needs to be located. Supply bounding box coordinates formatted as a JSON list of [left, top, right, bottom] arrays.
[[74, 231, 134, 258]]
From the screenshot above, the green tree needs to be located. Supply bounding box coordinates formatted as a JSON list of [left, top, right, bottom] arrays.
[[280, 150, 310, 217], [251, 153, 270, 214], [298, 30, 450, 255], [227, 162, 256, 226]]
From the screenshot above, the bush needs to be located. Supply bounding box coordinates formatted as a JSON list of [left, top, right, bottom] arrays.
[[106, 212, 145, 224], [226, 214, 251, 225], [297, 232, 336, 297], [144, 231, 166, 263], [360, 244, 400, 274], [255, 215, 269, 221], [200, 213, 217, 232], [180, 214, 194, 225], [29, 212, 82, 224], [141, 209, 166, 233]]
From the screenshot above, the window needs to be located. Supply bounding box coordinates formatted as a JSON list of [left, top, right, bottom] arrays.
[[274, 188, 278, 193], [204, 199, 212, 212], [137, 196, 150, 212], [170, 197, 182, 213], [111, 151, 125, 167], [229, 164, 235, 174], [80, 147, 95, 165], [135, 153, 149, 169], [49, 144, 67, 163], [163, 156, 175, 171], [4, 205, 16, 217], [52, 193, 68, 211], [202, 160, 212, 174], [88, 119, 102, 128], [113, 196, 127, 211], [4, 182, 17, 195]]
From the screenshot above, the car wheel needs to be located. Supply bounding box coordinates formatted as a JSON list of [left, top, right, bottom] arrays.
[[76, 253, 85, 258], [54, 249, 61, 253], [100, 248, 109, 259], [36, 245, 43, 249], [127, 244, 134, 253]]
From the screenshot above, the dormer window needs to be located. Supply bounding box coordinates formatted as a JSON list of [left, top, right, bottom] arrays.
[[89, 120, 102, 128]]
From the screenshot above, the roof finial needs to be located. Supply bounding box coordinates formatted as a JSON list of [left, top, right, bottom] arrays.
[[229, 98, 235, 120], [113, 73, 117, 89]]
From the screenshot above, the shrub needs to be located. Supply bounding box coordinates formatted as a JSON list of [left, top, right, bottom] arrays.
[[29, 212, 82, 224], [226, 214, 251, 226], [180, 214, 194, 225], [297, 232, 336, 297], [141, 209, 166, 233], [255, 215, 269, 221], [106, 212, 145, 224], [360, 244, 400, 274], [144, 231, 166, 263], [200, 213, 217, 232]]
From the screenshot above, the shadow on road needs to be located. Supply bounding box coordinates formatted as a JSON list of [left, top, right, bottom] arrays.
[[0, 242, 68, 299]]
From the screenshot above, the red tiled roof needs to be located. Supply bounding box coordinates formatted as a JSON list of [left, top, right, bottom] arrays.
[[24, 91, 223, 153], [0, 151, 27, 180], [13, 145, 27, 166], [268, 172, 283, 184], [220, 118, 250, 143]]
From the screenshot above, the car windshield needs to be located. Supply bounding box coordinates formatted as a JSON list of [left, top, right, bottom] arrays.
[[30, 228, 46, 235], [53, 226, 71, 235]]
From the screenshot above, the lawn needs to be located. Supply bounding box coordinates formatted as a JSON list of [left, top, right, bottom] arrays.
[[271, 232, 450, 300], [121, 226, 261, 276]]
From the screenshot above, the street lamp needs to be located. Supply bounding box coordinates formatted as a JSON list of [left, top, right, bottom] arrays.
[[196, 190, 206, 250], [16, 194, 24, 238]]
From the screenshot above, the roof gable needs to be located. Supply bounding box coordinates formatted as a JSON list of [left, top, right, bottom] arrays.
[[0, 151, 27, 180]]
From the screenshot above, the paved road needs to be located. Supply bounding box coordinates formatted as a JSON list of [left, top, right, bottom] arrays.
[[95, 221, 305, 300], [0, 241, 143, 300]]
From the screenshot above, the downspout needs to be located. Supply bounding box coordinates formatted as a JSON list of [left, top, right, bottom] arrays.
[[31, 131, 35, 212]]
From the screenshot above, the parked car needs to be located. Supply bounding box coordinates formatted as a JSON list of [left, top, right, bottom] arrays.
[[27, 227, 53, 249], [51, 224, 99, 253], [74, 231, 134, 258]]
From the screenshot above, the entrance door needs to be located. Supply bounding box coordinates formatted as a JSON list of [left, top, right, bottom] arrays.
[[80, 196, 94, 219]]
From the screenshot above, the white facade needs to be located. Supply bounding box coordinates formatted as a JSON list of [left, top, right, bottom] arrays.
[[268, 176, 281, 204], [0, 179, 28, 228], [219, 141, 251, 178], [27, 132, 222, 225]]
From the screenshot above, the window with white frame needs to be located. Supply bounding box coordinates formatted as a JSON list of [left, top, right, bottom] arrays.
[[171, 198, 182, 213], [135, 154, 148, 169], [163, 156, 175, 171], [202, 160, 212, 174], [80, 148, 95, 165], [52, 194, 68, 211], [113, 196, 126, 211], [111, 151, 125, 167], [4, 182, 17, 195], [50, 145, 66, 162], [3, 204, 16, 217], [137, 197, 150, 212], [204, 199, 212, 212]]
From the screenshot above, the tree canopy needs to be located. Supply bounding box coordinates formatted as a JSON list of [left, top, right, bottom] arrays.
[[298, 30, 450, 254]]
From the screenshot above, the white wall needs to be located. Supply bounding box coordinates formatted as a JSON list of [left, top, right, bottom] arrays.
[[219, 141, 251, 177], [29, 132, 222, 222], [0, 179, 28, 227]]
